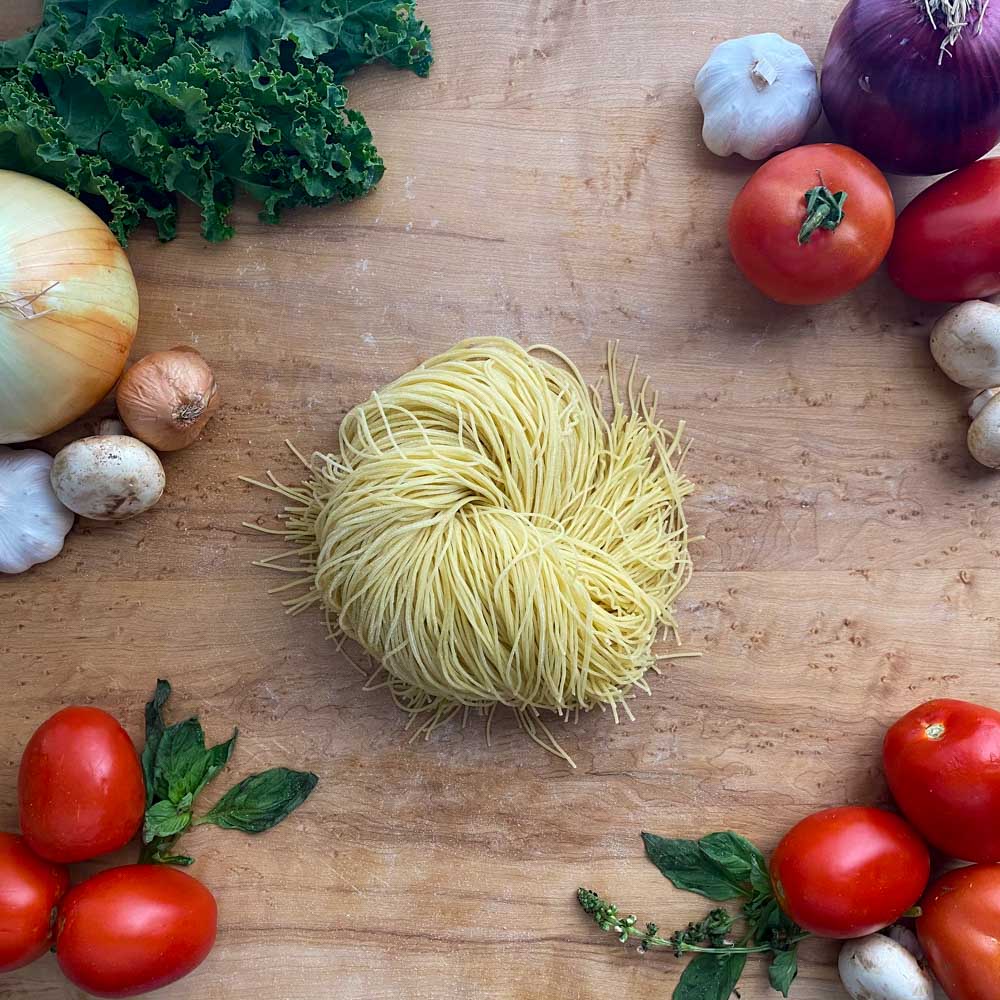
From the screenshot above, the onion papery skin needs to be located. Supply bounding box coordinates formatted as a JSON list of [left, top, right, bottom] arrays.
[[821, 0, 1000, 176], [0, 171, 139, 443]]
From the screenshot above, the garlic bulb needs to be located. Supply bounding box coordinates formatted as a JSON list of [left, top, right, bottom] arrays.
[[0, 171, 139, 443], [50, 421, 165, 521], [116, 346, 220, 452], [695, 33, 821, 160], [0, 447, 74, 574]]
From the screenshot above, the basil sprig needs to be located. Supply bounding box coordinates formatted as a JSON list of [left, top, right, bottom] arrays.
[[139, 680, 318, 865], [578, 831, 807, 1000]]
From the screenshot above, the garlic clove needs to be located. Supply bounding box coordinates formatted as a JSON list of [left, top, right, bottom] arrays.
[[0, 446, 74, 574], [116, 345, 220, 452], [50, 433, 165, 521]]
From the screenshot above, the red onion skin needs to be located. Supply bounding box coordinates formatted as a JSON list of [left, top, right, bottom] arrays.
[[822, 0, 1000, 176]]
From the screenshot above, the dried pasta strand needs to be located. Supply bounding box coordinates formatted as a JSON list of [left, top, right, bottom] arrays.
[[250, 337, 696, 764]]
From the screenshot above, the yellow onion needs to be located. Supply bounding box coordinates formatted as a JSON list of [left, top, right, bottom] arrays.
[[0, 171, 139, 444], [116, 346, 220, 451]]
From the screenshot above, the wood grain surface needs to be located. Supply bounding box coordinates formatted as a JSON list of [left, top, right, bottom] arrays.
[[1, 2, 993, 998]]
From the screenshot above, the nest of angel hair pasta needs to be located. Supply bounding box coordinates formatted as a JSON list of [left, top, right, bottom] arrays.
[[246, 337, 695, 764]]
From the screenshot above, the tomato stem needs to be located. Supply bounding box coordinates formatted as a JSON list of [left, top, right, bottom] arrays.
[[798, 180, 848, 245]]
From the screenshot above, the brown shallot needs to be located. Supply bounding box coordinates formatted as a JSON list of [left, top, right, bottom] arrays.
[[116, 346, 219, 452]]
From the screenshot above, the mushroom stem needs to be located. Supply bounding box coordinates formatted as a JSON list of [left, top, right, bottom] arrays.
[[98, 418, 125, 437], [968, 391, 1000, 468], [969, 387, 1000, 420]]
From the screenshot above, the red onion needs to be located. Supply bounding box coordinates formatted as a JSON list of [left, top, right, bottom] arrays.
[[821, 0, 1000, 175]]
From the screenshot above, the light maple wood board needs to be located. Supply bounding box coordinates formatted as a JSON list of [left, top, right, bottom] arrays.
[[1, 2, 994, 998]]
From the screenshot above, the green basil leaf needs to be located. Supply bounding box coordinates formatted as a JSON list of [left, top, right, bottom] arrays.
[[143, 799, 192, 843], [673, 952, 747, 1000], [157, 854, 194, 866], [749, 896, 806, 954], [197, 768, 318, 833], [642, 833, 745, 902], [141, 679, 171, 807], [151, 851, 195, 867], [768, 948, 799, 997], [202, 729, 238, 792], [140, 833, 195, 867], [698, 832, 765, 887], [749, 853, 773, 898], [153, 717, 210, 805]]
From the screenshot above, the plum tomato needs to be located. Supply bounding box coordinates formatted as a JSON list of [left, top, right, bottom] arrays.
[[19, 706, 145, 863], [888, 158, 1000, 303], [0, 831, 69, 972], [769, 806, 929, 938], [56, 865, 218, 999], [917, 864, 1000, 1000], [884, 699, 1000, 863]]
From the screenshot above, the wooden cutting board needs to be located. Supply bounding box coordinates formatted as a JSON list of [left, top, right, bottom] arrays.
[[1, 2, 991, 998]]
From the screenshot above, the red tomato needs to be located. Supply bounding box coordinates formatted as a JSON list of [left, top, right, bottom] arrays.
[[884, 699, 1000, 862], [728, 143, 895, 305], [0, 832, 69, 972], [769, 806, 929, 938], [917, 864, 1000, 1000], [19, 706, 145, 863], [888, 158, 1000, 302], [56, 865, 217, 998]]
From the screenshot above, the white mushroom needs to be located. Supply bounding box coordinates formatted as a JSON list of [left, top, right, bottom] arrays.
[[50, 420, 165, 521], [0, 447, 74, 573], [968, 389, 1000, 468], [969, 387, 999, 420], [839, 934, 934, 1000], [930, 300, 1000, 389], [884, 924, 922, 960]]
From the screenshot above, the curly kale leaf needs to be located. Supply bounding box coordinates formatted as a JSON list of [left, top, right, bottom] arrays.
[[195, 0, 434, 77], [0, 0, 432, 243]]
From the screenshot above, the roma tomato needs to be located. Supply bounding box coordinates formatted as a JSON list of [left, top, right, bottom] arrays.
[[917, 864, 1000, 1000], [0, 832, 68, 972], [769, 806, 929, 938], [728, 143, 895, 305], [19, 706, 145, 863], [56, 865, 217, 998], [888, 158, 1000, 302], [884, 699, 1000, 862]]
